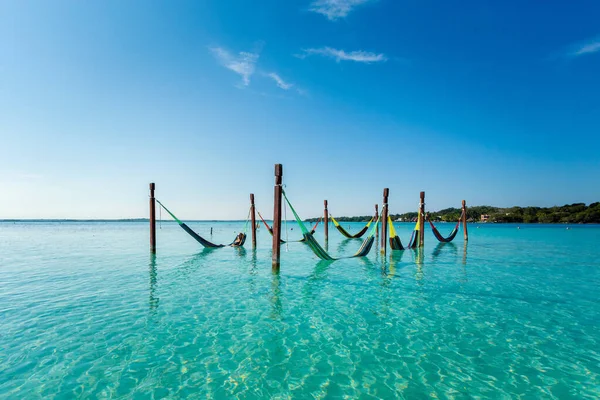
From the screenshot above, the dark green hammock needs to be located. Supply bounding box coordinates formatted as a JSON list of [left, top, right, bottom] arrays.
[[426, 212, 461, 243], [156, 200, 246, 248], [331, 214, 373, 239], [283, 190, 379, 261]]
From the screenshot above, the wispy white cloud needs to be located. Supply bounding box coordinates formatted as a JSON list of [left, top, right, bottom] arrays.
[[570, 37, 600, 57], [299, 47, 387, 63], [266, 72, 293, 90], [309, 0, 372, 20], [209, 47, 259, 86]]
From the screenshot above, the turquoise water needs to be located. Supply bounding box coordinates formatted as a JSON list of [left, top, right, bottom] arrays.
[[1, 221, 599, 398]]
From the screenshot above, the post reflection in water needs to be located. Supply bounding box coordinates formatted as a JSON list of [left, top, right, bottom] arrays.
[[270, 271, 283, 320], [461, 241, 468, 283], [249, 249, 258, 275], [414, 247, 424, 265], [378, 261, 394, 318], [149, 253, 159, 313], [246, 249, 259, 297], [413, 248, 424, 283]]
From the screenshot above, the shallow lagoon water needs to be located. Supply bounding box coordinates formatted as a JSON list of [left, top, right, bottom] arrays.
[[1, 221, 599, 398]]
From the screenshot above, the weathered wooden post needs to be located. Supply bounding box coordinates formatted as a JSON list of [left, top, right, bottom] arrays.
[[149, 183, 156, 254], [375, 204, 379, 237], [462, 200, 468, 241], [250, 193, 257, 249], [418, 191, 425, 248], [272, 164, 283, 271], [324, 200, 329, 242], [381, 189, 389, 255]]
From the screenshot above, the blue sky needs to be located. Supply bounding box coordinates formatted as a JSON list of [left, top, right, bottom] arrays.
[[1, 0, 599, 219]]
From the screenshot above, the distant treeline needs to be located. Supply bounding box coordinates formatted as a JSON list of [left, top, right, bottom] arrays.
[[306, 202, 600, 224]]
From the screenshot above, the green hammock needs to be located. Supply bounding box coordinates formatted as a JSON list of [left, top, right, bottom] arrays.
[[331, 214, 374, 239], [283, 190, 379, 261], [156, 200, 247, 248]]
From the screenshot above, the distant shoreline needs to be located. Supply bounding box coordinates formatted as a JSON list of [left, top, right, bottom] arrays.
[[1, 219, 599, 225]]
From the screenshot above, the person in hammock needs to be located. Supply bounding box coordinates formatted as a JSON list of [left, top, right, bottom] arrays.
[[232, 232, 245, 246]]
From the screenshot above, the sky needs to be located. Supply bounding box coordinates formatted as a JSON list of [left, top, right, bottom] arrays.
[[1, 0, 599, 219]]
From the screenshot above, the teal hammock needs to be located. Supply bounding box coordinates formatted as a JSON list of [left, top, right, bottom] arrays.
[[156, 199, 247, 248], [282, 190, 380, 261]]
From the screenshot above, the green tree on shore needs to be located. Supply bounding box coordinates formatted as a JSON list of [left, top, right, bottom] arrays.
[[306, 202, 600, 223]]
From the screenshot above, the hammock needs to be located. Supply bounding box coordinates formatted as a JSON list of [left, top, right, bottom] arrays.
[[426, 212, 462, 243], [331, 214, 374, 239], [283, 190, 379, 261], [257, 211, 274, 235], [388, 216, 419, 250], [156, 200, 247, 248], [257, 211, 321, 243]]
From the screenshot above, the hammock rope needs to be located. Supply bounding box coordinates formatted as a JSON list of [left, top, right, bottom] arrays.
[[156, 199, 246, 248], [282, 189, 380, 261], [330, 213, 374, 239], [426, 211, 462, 243], [284, 197, 289, 252]]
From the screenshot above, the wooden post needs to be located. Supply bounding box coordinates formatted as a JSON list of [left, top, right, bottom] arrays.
[[418, 191, 425, 248], [375, 204, 379, 237], [462, 200, 468, 241], [149, 183, 156, 254], [250, 193, 257, 249], [272, 164, 283, 271], [381, 189, 389, 255], [324, 200, 329, 242]]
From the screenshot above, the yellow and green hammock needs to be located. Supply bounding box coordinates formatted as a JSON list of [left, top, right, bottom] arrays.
[[388, 215, 419, 250], [330, 214, 374, 239]]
